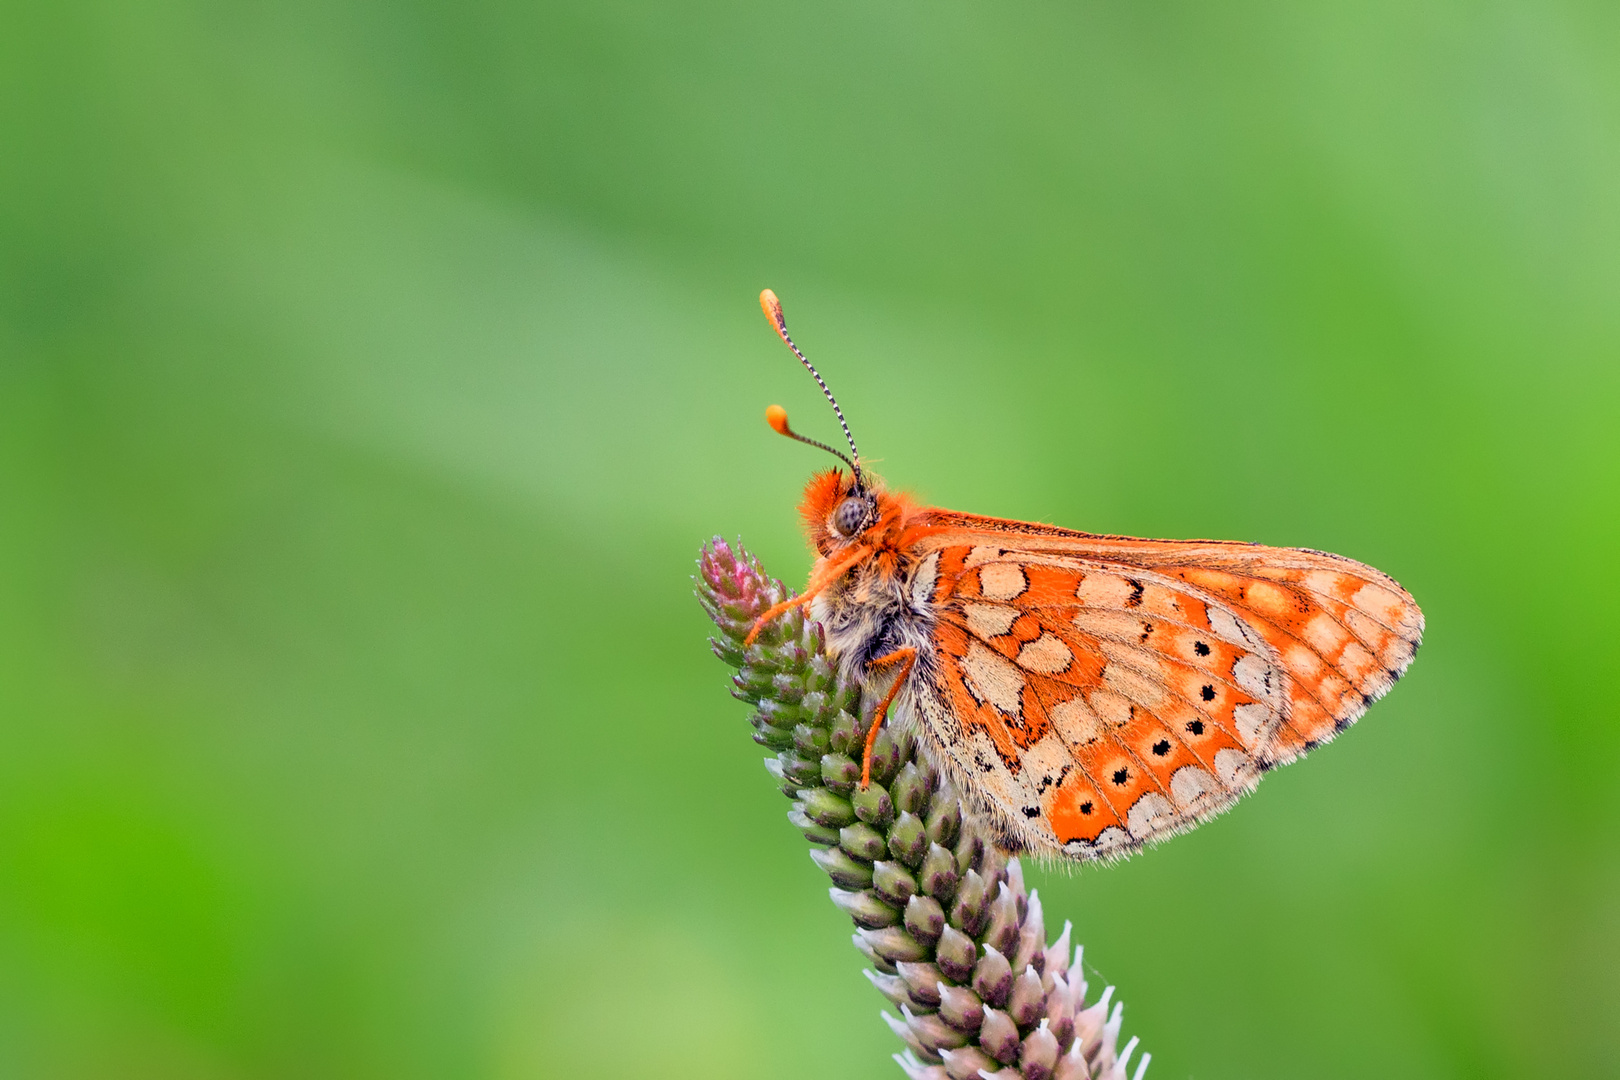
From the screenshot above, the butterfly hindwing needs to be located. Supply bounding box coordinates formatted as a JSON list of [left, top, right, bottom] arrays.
[[915, 535, 1422, 861]]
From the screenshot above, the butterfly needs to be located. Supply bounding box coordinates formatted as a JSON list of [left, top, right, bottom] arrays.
[[746, 289, 1424, 862]]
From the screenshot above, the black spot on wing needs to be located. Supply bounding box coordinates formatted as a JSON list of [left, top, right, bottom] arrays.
[[1034, 766, 1070, 796]]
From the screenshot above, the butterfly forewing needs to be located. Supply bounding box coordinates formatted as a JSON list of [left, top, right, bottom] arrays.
[[914, 529, 1423, 861]]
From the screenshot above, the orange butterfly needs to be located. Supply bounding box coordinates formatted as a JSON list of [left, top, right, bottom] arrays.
[[746, 289, 1424, 862]]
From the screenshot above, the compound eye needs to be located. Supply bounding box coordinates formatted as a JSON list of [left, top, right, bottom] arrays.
[[832, 496, 869, 537]]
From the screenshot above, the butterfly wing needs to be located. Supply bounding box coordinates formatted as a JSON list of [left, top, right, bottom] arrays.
[[907, 523, 1422, 861]]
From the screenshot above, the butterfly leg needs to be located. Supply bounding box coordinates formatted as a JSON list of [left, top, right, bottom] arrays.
[[861, 646, 917, 788], [744, 543, 874, 646]]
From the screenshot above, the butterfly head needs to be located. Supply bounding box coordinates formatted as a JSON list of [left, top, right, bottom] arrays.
[[795, 466, 895, 555]]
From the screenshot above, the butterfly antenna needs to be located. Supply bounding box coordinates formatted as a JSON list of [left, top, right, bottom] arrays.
[[759, 289, 865, 491], [764, 404, 856, 473]]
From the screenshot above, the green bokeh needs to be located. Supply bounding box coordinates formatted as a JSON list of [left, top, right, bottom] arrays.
[[2, 1, 1617, 1077]]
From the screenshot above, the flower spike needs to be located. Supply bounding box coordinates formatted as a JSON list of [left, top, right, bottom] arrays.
[[697, 537, 1150, 1079]]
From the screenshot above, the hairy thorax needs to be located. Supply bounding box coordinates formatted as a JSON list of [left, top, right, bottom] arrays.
[[810, 548, 941, 708]]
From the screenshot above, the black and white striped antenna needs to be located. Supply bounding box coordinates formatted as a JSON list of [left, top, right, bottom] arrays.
[[759, 289, 865, 491]]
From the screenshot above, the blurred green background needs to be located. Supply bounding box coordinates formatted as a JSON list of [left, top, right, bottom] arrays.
[[2, 1, 1617, 1077]]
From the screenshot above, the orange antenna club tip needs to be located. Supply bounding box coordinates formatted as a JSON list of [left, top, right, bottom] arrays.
[[760, 288, 784, 330], [765, 404, 791, 435]]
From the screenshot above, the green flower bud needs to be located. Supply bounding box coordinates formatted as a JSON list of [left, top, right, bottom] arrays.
[[793, 722, 831, 758], [872, 859, 919, 907], [937, 981, 985, 1033], [733, 664, 775, 696], [748, 713, 795, 750], [853, 781, 895, 828], [904, 893, 946, 945], [798, 689, 830, 722], [764, 757, 800, 797], [888, 811, 930, 867], [811, 846, 873, 889], [839, 822, 888, 862], [918, 842, 959, 901], [830, 887, 900, 929], [895, 960, 945, 1006], [950, 869, 990, 936], [979, 843, 1010, 889], [972, 944, 1014, 1007], [1006, 857, 1026, 896], [820, 752, 860, 794], [1010, 891, 1046, 975], [864, 968, 912, 1008], [709, 634, 746, 668], [800, 786, 856, 828], [905, 1005, 970, 1053], [787, 807, 839, 846], [779, 750, 822, 786], [1020, 1020, 1060, 1080], [953, 828, 982, 876], [978, 1006, 1021, 1065], [982, 882, 1022, 957], [866, 727, 902, 785], [755, 696, 802, 729], [852, 932, 894, 975], [924, 795, 961, 847], [829, 709, 863, 755], [770, 671, 805, 704], [935, 924, 977, 982], [860, 926, 930, 964], [806, 654, 836, 692], [891, 761, 930, 815], [1007, 964, 1045, 1027]]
